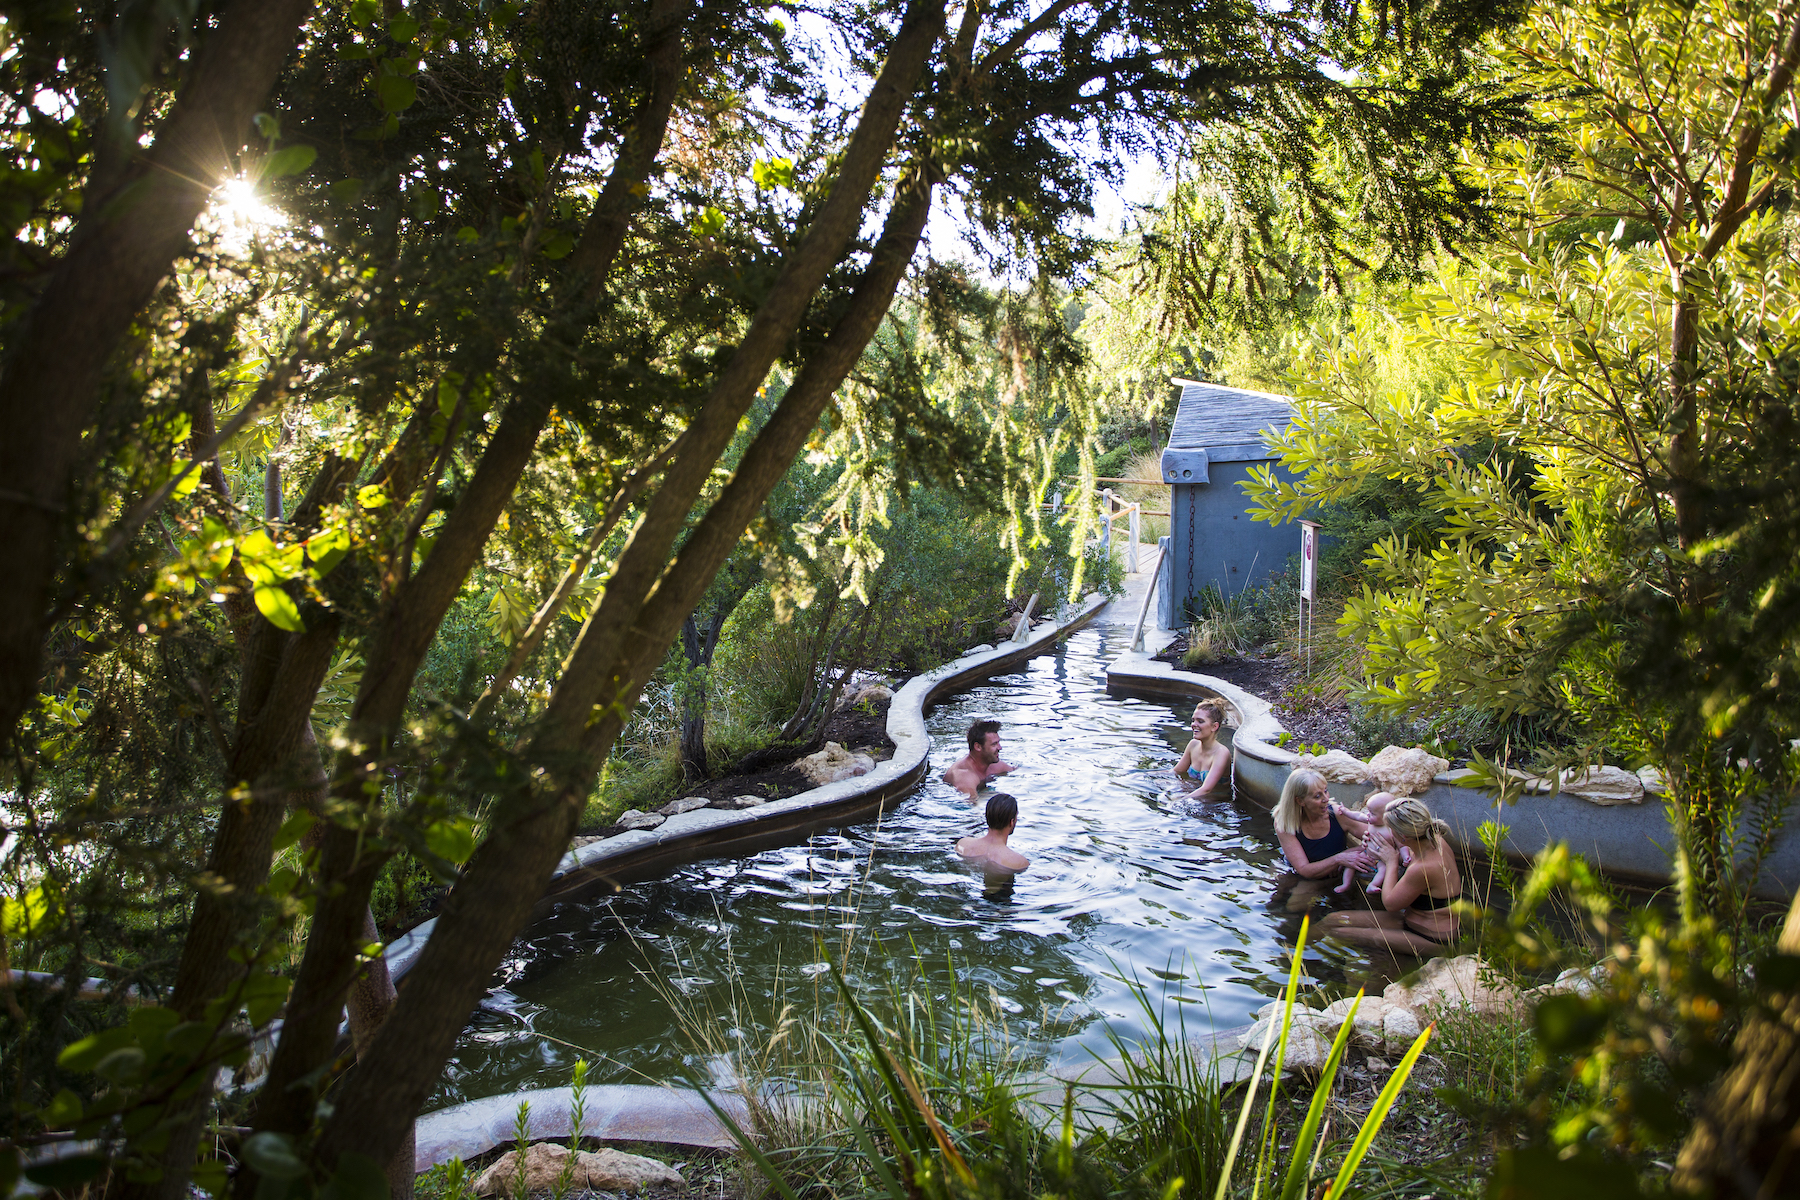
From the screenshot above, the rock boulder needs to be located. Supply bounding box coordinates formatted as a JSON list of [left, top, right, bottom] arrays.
[[473, 1143, 683, 1196], [1559, 765, 1645, 805], [616, 809, 665, 831], [657, 796, 711, 817], [796, 741, 876, 786], [1384, 954, 1524, 1017], [1364, 746, 1450, 797], [1293, 749, 1370, 784]]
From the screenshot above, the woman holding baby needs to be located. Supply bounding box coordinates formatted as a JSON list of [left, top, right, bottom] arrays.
[[1321, 795, 1463, 955], [1271, 769, 1378, 892]]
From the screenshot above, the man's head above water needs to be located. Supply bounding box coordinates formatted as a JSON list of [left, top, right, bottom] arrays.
[[986, 792, 1018, 831], [967, 718, 1002, 762]]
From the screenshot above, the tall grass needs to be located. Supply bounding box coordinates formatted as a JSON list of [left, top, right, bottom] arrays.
[[679, 914, 1434, 1200]]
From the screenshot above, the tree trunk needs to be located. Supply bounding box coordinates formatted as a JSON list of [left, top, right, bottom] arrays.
[[307, 9, 946, 1172], [1673, 888, 1800, 1197], [678, 614, 710, 782]]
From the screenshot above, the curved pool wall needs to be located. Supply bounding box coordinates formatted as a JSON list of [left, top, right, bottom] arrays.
[[422, 620, 1399, 1121], [1106, 638, 1800, 901]]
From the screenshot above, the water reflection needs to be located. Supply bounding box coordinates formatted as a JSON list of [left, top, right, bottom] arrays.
[[429, 626, 1402, 1110]]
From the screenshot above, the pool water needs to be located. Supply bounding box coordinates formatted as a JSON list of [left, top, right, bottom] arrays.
[[430, 626, 1407, 1109]]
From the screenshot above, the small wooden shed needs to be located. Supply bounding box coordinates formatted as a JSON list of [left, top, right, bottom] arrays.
[[1156, 380, 1298, 629]]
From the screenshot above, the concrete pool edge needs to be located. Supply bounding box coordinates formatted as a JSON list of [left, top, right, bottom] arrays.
[[1103, 642, 1800, 902]]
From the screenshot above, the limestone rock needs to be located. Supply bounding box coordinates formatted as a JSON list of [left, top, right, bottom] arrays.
[[709, 794, 768, 810], [836, 683, 894, 711], [569, 836, 603, 850], [1637, 765, 1666, 796], [796, 741, 876, 786], [583, 1148, 685, 1191], [1364, 746, 1451, 797], [1527, 966, 1605, 1002], [1559, 765, 1644, 805], [1322, 994, 1392, 1047], [1238, 1012, 1335, 1071], [965, 644, 996, 656], [1293, 749, 1370, 784], [1384, 955, 1523, 1017], [474, 1143, 683, 1196], [658, 795, 712, 817], [1382, 1004, 1423, 1052], [616, 809, 665, 831]]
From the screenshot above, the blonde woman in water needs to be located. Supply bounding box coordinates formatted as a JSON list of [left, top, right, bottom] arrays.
[[1173, 698, 1232, 798]]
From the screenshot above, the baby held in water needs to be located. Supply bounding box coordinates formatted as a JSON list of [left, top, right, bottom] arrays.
[[956, 792, 1029, 872]]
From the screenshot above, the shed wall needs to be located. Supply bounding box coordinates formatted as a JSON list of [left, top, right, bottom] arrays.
[[1158, 459, 1301, 628]]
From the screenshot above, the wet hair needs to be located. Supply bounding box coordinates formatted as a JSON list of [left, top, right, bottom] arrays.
[[1273, 768, 1328, 834], [986, 792, 1018, 830], [967, 719, 1001, 752], [1384, 797, 1453, 847], [1193, 698, 1228, 729]]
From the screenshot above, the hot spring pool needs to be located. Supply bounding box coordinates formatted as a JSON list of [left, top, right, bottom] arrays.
[[429, 626, 1405, 1108]]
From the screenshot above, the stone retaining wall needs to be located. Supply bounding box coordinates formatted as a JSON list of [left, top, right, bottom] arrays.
[[1104, 641, 1800, 901]]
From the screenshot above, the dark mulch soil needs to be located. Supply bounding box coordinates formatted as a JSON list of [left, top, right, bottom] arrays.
[[574, 695, 898, 837], [1153, 634, 1355, 751]]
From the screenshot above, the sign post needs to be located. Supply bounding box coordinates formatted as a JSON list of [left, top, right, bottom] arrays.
[[1299, 520, 1320, 677]]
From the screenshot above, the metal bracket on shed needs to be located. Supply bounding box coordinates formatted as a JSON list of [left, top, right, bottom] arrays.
[[1159, 448, 1209, 484]]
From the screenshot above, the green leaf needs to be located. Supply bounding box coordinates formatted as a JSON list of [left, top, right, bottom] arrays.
[[1535, 993, 1608, 1053], [59, 1026, 134, 1072], [305, 524, 351, 577], [242, 1132, 308, 1181], [266, 145, 316, 178], [1, 885, 55, 936], [388, 14, 420, 43], [425, 816, 477, 864], [456, 226, 480, 242], [689, 206, 725, 238], [192, 1159, 230, 1198], [376, 73, 418, 113], [357, 483, 390, 509], [24, 1156, 107, 1189], [41, 1088, 83, 1127], [254, 585, 304, 632], [331, 178, 365, 202], [240, 971, 292, 1027], [273, 808, 317, 852], [540, 230, 575, 260], [347, 0, 380, 28], [751, 156, 795, 189]]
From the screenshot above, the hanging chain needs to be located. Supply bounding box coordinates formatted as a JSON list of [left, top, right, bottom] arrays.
[[1185, 488, 1197, 623]]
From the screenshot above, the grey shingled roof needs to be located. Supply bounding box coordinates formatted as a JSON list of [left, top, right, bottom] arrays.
[[1167, 381, 1291, 452]]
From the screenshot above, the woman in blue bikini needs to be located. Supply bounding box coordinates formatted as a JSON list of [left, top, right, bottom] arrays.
[[1173, 699, 1233, 798]]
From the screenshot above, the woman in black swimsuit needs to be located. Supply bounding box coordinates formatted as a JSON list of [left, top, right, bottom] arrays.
[[1272, 768, 1375, 885], [1323, 797, 1462, 955]]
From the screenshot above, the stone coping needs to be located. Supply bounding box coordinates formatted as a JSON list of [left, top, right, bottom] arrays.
[[414, 1084, 751, 1172], [1104, 644, 1800, 901]]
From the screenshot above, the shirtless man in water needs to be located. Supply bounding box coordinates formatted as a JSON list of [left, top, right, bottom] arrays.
[[943, 719, 1013, 798], [956, 793, 1030, 872]]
